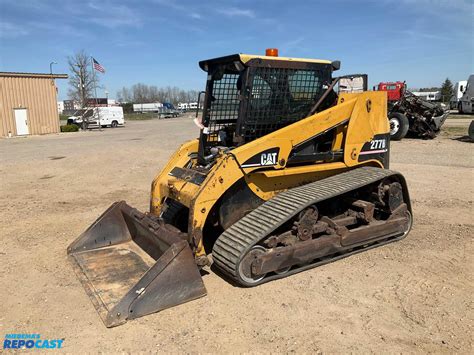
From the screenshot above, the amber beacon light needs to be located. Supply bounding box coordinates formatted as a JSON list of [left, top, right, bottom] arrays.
[[265, 48, 279, 57]]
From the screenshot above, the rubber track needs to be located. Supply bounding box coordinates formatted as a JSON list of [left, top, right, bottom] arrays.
[[212, 166, 402, 285]]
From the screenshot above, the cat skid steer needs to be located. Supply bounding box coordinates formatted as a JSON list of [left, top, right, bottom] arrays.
[[68, 49, 412, 327]]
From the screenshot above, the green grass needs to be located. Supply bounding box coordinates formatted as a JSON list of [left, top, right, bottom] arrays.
[[60, 112, 158, 122], [60, 124, 79, 132], [447, 113, 473, 120], [124, 113, 156, 120], [442, 126, 469, 136]]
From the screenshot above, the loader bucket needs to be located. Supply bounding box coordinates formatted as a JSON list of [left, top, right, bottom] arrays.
[[67, 201, 206, 327]]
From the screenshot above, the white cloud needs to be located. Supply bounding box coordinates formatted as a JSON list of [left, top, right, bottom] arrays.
[[400, 29, 450, 41], [27, 21, 89, 38], [392, 0, 471, 12], [86, 2, 142, 28], [377, 0, 473, 22], [154, 0, 203, 19], [0, 22, 29, 38], [217, 7, 256, 18]]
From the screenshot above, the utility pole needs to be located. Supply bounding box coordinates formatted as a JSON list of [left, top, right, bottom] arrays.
[[75, 63, 86, 108], [90, 57, 101, 131], [49, 61, 57, 86]]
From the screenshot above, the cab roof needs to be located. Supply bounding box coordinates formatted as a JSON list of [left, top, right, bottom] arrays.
[[199, 53, 333, 72]]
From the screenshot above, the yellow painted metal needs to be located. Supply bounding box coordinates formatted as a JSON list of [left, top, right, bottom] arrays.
[[230, 97, 357, 171], [331, 125, 346, 151], [150, 139, 199, 214], [339, 92, 389, 167], [150, 91, 388, 257], [245, 162, 349, 200], [238, 54, 332, 65]]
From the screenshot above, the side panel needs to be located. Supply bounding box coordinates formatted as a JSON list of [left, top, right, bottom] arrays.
[[192, 93, 389, 255], [150, 139, 199, 214], [341, 92, 389, 168], [245, 162, 350, 200], [231, 91, 388, 172], [358, 133, 390, 168], [150, 93, 390, 257], [231, 97, 358, 171]]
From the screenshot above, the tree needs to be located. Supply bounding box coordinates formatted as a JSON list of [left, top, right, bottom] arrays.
[[120, 102, 134, 113], [116, 87, 132, 103], [116, 83, 199, 105], [440, 78, 454, 103], [131, 83, 150, 103], [418, 87, 441, 92], [67, 50, 98, 108]]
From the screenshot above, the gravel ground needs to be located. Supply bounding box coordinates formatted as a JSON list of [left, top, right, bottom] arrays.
[[0, 115, 472, 353]]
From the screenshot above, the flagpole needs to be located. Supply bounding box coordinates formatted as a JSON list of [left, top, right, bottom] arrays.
[[91, 57, 101, 131]]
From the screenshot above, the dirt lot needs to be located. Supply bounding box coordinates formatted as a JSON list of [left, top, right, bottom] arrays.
[[0, 115, 472, 353]]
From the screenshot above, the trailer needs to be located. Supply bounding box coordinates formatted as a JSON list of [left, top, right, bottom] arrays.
[[449, 81, 467, 109], [133, 103, 163, 113], [458, 75, 474, 114]]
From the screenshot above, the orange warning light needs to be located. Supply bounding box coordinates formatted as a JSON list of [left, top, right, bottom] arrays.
[[265, 48, 279, 57]]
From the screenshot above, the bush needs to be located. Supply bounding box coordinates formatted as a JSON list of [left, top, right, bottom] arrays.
[[60, 124, 79, 132], [124, 113, 154, 120], [121, 102, 134, 114]]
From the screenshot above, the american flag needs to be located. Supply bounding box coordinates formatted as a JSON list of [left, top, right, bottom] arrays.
[[92, 58, 105, 73]]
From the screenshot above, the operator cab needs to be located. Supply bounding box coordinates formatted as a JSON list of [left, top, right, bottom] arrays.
[[196, 51, 339, 165]]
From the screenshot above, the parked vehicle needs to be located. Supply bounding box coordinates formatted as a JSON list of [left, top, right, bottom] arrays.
[[458, 75, 474, 114], [411, 91, 441, 102], [68, 107, 125, 129], [133, 103, 163, 113], [450, 80, 467, 109], [159, 102, 180, 118], [338, 75, 367, 93], [131, 102, 180, 118], [177, 102, 202, 110], [375, 81, 448, 140]]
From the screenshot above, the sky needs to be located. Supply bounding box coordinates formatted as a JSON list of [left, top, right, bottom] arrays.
[[1, 0, 473, 100]]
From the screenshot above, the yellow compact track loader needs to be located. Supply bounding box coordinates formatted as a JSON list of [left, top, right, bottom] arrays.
[[68, 50, 412, 327]]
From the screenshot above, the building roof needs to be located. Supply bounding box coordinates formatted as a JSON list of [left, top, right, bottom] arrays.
[[0, 72, 68, 79]]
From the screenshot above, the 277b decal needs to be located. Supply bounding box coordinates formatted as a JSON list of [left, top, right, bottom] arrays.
[[359, 138, 388, 155], [370, 139, 386, 150]]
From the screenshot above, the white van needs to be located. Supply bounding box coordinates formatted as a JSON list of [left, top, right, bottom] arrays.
[[69, 107, 125, 128], [459, 75, 474, 114], [450, 80, 468, 109]]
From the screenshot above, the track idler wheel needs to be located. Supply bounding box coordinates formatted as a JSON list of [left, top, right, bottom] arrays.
[[237, 245, 268, 285]]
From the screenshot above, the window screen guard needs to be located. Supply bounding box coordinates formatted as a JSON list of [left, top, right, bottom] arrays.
[[239, 67, 324, 142], [205, 73, 241, 146], [203, 66, 326, 149]]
